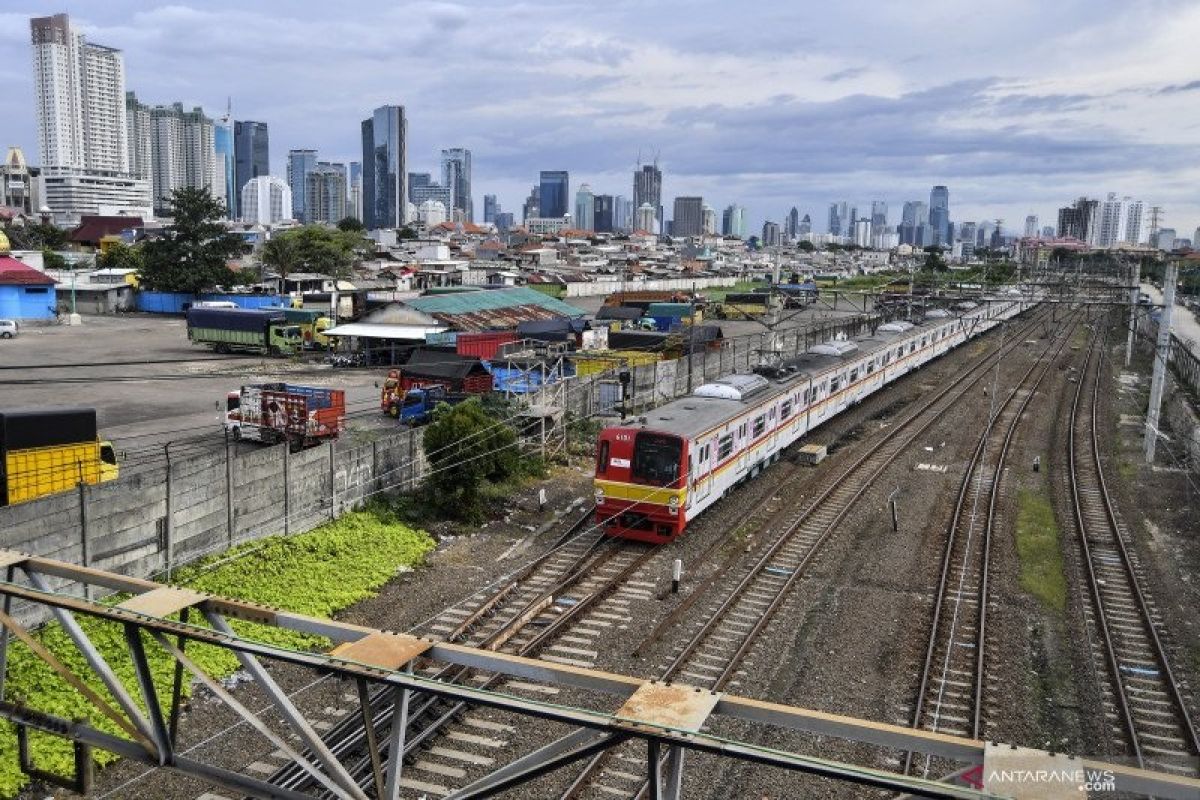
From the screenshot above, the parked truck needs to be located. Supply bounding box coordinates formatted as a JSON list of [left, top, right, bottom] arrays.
[[225, 383, 346, 449], [264, 306, 334, 349], [0, 409, 118, 506], [381, 383, 467, 426], [186, 308, 303, 356]]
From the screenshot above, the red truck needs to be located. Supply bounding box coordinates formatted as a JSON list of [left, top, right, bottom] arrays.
[[225, 383, 345, 449]]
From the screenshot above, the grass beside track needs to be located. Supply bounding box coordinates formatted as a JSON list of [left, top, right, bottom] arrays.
[[0, 505, 434, 797], [1014, 486, 1067, 613]]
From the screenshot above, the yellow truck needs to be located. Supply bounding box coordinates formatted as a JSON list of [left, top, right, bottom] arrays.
[[1, 409, 118, 506]]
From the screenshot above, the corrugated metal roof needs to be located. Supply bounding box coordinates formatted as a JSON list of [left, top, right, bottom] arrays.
[[406, 287, 583, 318]]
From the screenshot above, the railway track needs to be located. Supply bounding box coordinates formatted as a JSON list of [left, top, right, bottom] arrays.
[[904, 313, 1078, 776], [561, 307, 1055, 800], [1069, 333, 1199, 776]]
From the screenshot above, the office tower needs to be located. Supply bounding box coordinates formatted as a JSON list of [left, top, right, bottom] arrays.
[[722, 204, 746, 238], [1057, 197, 1099, 242], [613, 195, 632, 232], [440, 148, 472, 222], [407, 172, 432, 200], [1155, 228, 1176, 250], [1125, 200, 1145, 244], [798, 214, 812, 236], [574, 184, 595, 231], [785, 206, 800, 239], [828, 201, 850, 236], [636, 203, 656, 233], [124, 93, 218, 216], [854, 218, 871, 248], [959, 221, 977, 246], [672, 196, 703, 237], [703, 205, 717, 235], [539, 170, 569, 218], [305, 162, 347, 225], [30, 13, 150, 222], [361, 105, 407, 229], [870, 201, 887, 236], [410, 181, 451, 216], [483, 194, 498, 224], [214, 111, 235, 218], [234, 120, 269, 219], [761, 221, 781, 247], [241, 176, 291, 225], [494, 212, 513, 232], [898, 201, 926, 245], [976, 220, 993, 248], [348, 161, 362, 221], [633, 162, 663, 231], [593, 194, 614, 233], [1024, 215, 1039, 238], [1042, 225, 1055, 238], [928, 185, 950, 246], [522, 186, 540, 223], [287, 149, 318, 221]]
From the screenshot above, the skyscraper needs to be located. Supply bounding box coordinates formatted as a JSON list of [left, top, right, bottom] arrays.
[[306, 162, 347, 225], [522, 186, 539, 223], [539, 171, 569, 219], [234, 120, 269, 219], [761, 221, 781, 247], [124, 93, 218, 216], [898, 201, 926, 245], [636, 203, 656, 233], [348, 161, 362, 221], [722, 204, 746, 238], [214, 111, 235, 218], [672, 196, 703, 237], [1024, 215, 1039, 238], [613, 195, 632, 232], [483, 194, 498, 224], [1125, 200, 1145, 244], [361, 105, 407, 229], [593, 195, 614, 233], [870, 201, 887, 236], [30, 13, 149, 222], [798, 214, 812, 236], [633, 163, 662, 231], [575, 184, 595, 231], [786, 206, 800, 240], [287, 149, 318, 222], [928, 185, 950, 246], [440, 148, 472, 222], [1057, 197, 1099, 242]]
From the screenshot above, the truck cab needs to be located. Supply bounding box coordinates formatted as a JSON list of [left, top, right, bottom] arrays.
[[268, 324, 303, 355], [385, 385, 460, 426], [99, 441, 119, 482]]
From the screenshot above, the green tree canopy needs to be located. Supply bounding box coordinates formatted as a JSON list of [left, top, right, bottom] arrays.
[[97, 241, 144, 273], [41, 248, 68, 271], [7, 221, 69, 251], [260, 225, 364, 278], [138, 187, 241, 293], [336, 216, 365, 232], [422, 398, 519, 522], [398, 226, 418, 240], [797, 240, 815, 252], [922, 245, 948, 272]]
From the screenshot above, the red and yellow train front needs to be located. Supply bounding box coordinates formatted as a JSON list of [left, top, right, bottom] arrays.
[[593, 426, 689, 542]]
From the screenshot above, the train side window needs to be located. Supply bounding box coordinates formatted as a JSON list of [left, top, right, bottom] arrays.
[[897, 346, 904, 359], [830, 376, 841, 392], [849, 368, 859, 382], [597, 441, 609, 474], [909, 342, 916, 353], [866, 361, 875, 374], [752, 415, 766, 437], [781, 400, 792, 420], [718, 435, 733, 459]]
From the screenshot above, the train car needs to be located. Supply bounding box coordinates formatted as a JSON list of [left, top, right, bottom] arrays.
[[594, 298, 1029, 542]]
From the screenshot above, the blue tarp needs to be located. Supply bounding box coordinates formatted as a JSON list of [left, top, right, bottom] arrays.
[[138, 291, 288, 313]]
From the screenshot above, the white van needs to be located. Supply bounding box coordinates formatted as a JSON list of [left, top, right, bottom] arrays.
[[0, 320, 18, 339]]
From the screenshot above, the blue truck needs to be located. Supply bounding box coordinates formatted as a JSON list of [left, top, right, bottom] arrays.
[[382, 383, 468, 426]]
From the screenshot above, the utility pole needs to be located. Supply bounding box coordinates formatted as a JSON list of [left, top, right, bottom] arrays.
[[1125, 259, 1141, 367], [1144, 261, 1176, 464]]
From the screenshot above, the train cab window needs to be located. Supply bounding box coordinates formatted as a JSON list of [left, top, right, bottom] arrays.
[[100, 443, 117, 465], [781, 400, 793, 420], [752, 415, 766, 437], [596, 440, 610, 475], [631, 432, 682, 487], [718, 435, 734, 460]]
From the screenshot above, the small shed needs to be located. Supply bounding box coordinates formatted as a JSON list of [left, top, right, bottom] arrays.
[[400, 349, 493, 394], [0, 237, 57, 319]]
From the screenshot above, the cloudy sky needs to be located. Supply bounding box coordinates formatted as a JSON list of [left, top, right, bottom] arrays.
[[4, 1, 1200, 237]]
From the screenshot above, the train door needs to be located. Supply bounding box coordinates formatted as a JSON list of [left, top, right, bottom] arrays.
[[694, 439, 713, 504]]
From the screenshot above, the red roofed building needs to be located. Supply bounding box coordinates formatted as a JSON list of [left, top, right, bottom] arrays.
[[70, 215, 143, 248], [0, 232, 58, 319]]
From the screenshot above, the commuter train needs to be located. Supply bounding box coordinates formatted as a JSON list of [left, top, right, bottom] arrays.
[[593, 296, 1033, 542]]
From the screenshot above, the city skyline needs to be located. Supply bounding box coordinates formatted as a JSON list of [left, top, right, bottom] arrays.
[[6, 2, 1200, 234]]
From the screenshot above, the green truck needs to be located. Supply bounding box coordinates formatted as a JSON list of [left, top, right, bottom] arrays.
[[264, 306, 333, 349], [186, 307, 302, 355]]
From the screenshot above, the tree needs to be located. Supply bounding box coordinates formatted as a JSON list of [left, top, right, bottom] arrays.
[[6, 221, 68, 251], [260, 225, 363, 278], [97, 242, 143, 273], [398, 226, 418, 240], [422, 398, 520, 522], [797, 240, 815, 252], [41, 248, 68, 271], [139, 187, 241, 293], [336, 216, 365, 232], [922, 245, 948, 272]]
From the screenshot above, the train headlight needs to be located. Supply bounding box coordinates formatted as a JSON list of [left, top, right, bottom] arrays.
[[668, 495, 679, 510], [594, 486, 604, 503]]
